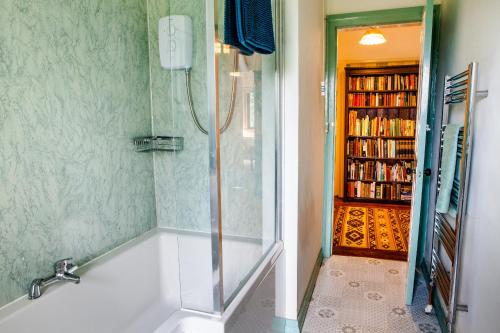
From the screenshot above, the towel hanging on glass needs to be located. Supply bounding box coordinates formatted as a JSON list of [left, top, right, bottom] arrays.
[[224, 0, 276, 55]]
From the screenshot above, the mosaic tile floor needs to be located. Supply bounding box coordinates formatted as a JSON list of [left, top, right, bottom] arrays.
[[302, 256, 441, 333]]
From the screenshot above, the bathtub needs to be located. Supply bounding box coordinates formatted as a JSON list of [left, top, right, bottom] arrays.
[[0, 229, 281, 333]]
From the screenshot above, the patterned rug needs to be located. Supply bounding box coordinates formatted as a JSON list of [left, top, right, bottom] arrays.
[[332, 204, 410, 260]]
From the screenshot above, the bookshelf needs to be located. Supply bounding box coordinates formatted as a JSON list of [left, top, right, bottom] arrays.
[[343, 65, 419, 205]]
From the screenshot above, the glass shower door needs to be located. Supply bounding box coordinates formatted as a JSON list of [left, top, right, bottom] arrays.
[[147, 0, 280, 315], [147, 0, 217, 314], [215, 0, 279, 306]]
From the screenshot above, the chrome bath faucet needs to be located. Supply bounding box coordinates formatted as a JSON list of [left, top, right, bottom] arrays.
[[28, 258, 80, 299]]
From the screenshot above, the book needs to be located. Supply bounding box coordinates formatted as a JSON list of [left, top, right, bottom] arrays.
[[347, 138, 415, 159], [348, 92, 417, 107], [348, 73, 418, 91], [346, 181, 412, 201], [347, 160, 414, 182], [347, 109, 416, 137], [344, 66, 419, 204]]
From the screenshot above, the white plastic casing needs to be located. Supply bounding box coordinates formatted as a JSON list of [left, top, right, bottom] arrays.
[[159, 15, 193, 70]]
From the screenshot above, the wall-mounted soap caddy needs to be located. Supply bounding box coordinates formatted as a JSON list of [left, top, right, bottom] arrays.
[[133, 136, 184, 152]]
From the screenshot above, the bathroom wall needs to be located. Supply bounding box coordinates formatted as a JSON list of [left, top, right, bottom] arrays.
[[147, 0, 211, 233], [425, 0, 500, 331], [296, 0, 325, 312], [276, 0, 325, 322], [0, 0, 155, 307]]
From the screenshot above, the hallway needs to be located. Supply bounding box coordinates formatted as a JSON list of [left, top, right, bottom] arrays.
[[302, 256, 440, 333]]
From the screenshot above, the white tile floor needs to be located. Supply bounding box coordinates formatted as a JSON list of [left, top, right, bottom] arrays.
[[302, 256, 441, 333]]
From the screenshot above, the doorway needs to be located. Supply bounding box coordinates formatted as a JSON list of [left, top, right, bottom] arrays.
[[322, 4, 437, 305], [332, 24, 422, 261]]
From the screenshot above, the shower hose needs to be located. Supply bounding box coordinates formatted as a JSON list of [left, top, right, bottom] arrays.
[[184, 51, 238, 135]]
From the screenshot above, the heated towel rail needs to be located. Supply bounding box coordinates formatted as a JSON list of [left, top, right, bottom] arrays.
[[426, 62, 488, 333]]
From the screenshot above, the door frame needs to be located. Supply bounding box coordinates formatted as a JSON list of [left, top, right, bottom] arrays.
[[323, 4, 441, 304], [322, 6, 425, 259]]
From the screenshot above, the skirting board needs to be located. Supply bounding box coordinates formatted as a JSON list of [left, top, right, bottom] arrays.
[[272, 317, 300, 333], [298, 250, 323, 329], [273, 250, 323, 332]]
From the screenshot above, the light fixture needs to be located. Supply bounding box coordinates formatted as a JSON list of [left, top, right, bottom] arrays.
[[359, 28, 386, 45]]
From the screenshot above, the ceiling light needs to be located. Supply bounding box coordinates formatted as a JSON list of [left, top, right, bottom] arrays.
[[359, 28, 386, 45]]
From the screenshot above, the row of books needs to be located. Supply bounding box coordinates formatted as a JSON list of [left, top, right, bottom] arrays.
[[348, 92, 418, 107], [347, 74, 418, 91], [347, 159, 414, 183], [346, 181, 412, 201], [347, 138, 415, 159], [347, 109, 416, 137]]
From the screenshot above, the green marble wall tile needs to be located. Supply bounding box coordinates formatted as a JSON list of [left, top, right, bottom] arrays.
[[0, 0, 155, 307], [0, 0, 278, 309], [146, 0, 211, 232]]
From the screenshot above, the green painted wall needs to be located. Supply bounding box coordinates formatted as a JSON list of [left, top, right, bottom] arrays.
[[0, 0, 155, 307]]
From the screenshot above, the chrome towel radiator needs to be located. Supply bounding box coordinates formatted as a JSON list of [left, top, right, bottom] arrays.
[[426, 62, 488, 333]]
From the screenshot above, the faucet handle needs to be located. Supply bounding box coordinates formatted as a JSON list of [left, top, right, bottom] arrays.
[[55, 258, 76, 274]]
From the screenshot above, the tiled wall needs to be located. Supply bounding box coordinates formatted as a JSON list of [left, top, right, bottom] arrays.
[[0, 0, 277, 309], [147, 0, 212, 232], [0, 0, 156, 307]]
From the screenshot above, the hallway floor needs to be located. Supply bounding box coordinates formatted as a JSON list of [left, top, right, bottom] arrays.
[[302, 256, 440, 333]]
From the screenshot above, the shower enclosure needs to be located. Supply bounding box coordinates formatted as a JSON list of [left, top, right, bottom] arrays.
[[147, 0, 282, 315]]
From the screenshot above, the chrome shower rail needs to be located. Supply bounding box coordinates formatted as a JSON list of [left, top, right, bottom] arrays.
[[427, 62, 488, 333]]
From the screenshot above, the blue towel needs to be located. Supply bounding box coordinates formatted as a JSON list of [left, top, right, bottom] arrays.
[[436, 124, 463, 216], [224, 0, 275, 55], [224, 0, 254, 55]]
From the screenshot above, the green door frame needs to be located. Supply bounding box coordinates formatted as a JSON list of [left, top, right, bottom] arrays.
[[322, 6, 424, 259], [417, 5, 441, 269]]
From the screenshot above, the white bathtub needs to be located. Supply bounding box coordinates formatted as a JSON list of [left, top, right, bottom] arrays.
[[0, 229, 281, 333]]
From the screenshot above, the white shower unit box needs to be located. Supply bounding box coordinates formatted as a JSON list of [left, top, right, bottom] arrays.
[[159, 15, 193, 70]]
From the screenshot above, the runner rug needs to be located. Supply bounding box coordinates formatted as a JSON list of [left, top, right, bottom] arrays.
[[332, 204, 410, 261]]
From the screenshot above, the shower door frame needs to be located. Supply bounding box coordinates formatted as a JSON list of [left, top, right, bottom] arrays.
[[205, 0, 284, 315]]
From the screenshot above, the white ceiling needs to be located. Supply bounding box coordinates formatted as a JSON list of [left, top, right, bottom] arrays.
[[326, 0, 429, 15], [337, 24, 422, 63]]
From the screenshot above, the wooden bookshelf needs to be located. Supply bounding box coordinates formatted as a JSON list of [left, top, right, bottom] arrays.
[[347, 180, 413, 185], [347, 106, 417, 109], [343, 65, 419, 205], [347, 156, 415, 161], [347, 135, 414, 139], [348, 89, 418, 93]]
